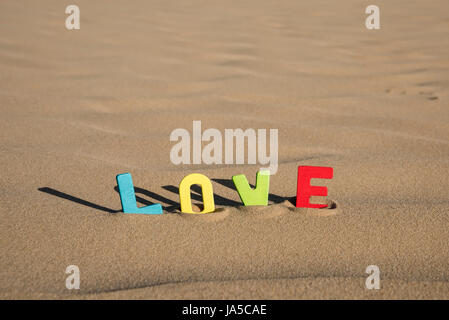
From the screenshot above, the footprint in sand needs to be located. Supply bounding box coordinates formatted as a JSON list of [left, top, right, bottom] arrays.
[[235, 202, 287, 220], [176, 206, 231, 222], [386, 87, 439, 101], [418, 91, 439, 100], [284, 198, 340, 216]]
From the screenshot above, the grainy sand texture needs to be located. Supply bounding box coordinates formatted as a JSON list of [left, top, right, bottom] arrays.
[[1, 0, 448, 299]]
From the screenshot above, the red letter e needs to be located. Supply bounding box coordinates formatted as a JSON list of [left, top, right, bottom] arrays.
[[296, 166, 333, 208]]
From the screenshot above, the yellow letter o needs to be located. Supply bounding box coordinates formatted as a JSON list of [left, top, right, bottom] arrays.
[[179, 173, 215, 214]]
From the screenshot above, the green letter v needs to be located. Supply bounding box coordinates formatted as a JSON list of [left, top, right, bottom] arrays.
[[232, 170, 270, 206]]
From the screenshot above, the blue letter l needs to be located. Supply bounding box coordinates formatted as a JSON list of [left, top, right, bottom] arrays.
[[116, 173, 163, 214]]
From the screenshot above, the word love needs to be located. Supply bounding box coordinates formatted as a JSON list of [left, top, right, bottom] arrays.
[[116, 166, 333, 214]]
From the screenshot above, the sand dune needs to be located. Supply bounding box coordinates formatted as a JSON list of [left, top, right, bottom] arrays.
[[0, 0, 448, 299]]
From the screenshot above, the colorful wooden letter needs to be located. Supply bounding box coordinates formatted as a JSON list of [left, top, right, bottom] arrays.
[[296, 166, 333, 208], [116, 173, 163, 214], [232, 170, 270, 206], [179, 173, 215, 214]]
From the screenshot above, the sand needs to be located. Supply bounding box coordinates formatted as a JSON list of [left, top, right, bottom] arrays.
[[1, 0, 448, 299]]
